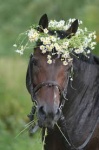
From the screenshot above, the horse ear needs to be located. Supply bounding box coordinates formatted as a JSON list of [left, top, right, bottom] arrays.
[[38, 14, 48, 32], [66, 19, 78, 36]]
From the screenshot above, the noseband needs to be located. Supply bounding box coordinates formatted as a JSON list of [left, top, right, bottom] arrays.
[[29, 54, 69, 110], [33, 81, 69, 109]]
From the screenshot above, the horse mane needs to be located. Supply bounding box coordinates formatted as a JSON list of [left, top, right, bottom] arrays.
[[72, 52, 99, 65], [62, 52, 99, 148]]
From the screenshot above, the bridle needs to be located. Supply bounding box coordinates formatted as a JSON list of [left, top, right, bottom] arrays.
[[27, 54, 91, 150], [29, 54, 70, 110], [27, 53, 72, 148]]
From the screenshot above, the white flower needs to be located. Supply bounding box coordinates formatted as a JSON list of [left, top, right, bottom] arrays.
[[68, 58, 73, 62], [57, 37, 60, 40], [28, 29, 39, 42], [76, 29, 82, 35], [50, 44, 54, 50], [57, 20, 65, 28], [84, 37, 92, 44], [62, 51, 69, 58], [91, 47, 95, 50], [63, 61, 68, 65], [47, 59, 52, 64], [46, 45, 51, 51], [59, 20, 65, 25], [15, 45, 24, 55], [47, 55, 51, 59], [88, 32, 95, 39], [40, 37, 44, 41], [40, 45, 47, 53], [90, 42, 96, 48], [74, 49, 80, 54], [15, 17, 97, 65], [78, 28, 83, 33], [68, 18, 72, 23], [93, 35, 96, 39], [63, 25, 69, 30], [91, 42, 96, 46], [54, 43, 61, 51], [78, 20, 83, 25], [87, 50, 91, 54], [46, 44, 54, 51], [42, 37, 51, 45], [68, 18, 76, 23], [75, 47, 84, 54], [84, 27, 88, 32], [40, 45, 45, 50], [49, 20, 65, 29], [42, 49, 46, 54], [44, 28, 48, 34], [13, 44, 17, 47], [50, 36, 57, 42], [72, 19, 76, 22], [49, 20, 57, 28], [62, 42, 69, 48], [15, 49, 23, 55], [70, 78, 73, 81]]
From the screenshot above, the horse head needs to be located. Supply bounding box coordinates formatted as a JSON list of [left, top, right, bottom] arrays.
[[26, 14, 78, 128]]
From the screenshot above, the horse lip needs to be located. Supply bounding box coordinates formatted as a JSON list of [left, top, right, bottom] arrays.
[[38, 112, 61, 128], [38, 119, 56, 129]]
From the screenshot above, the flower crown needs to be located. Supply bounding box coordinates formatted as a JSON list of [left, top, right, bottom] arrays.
[[14, 14, 96, 65]]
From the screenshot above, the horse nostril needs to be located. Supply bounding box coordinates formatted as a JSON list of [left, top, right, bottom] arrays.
[[38, 106, 46, 119]]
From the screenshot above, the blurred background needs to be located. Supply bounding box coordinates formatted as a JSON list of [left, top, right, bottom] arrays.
[[0, 0, 99, 149]]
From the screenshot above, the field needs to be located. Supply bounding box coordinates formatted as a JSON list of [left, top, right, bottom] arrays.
[[0, 0, 99, 149]]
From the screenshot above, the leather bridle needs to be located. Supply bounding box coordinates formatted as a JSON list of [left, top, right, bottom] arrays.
[[29, 54, 70, 110], [27, 53, 72, 148]]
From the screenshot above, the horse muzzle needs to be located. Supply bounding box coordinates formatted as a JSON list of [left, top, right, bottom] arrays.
[[37, 105, 61, 128]]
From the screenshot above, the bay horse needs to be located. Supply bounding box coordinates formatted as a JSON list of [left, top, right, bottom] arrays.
[[26, 14, 99, 150]]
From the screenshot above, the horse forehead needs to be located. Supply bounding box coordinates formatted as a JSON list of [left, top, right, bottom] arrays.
[[45, 62, 65, 75], [34, 50, 67, 74]]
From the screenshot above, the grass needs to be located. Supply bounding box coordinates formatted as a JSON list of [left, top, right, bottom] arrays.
[[0, 122, 42, 150], [0, 57, 42, 150], [0, 57, 30, 114]]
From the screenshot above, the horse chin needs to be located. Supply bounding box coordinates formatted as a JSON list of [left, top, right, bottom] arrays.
[[38, 119, 56, 129]]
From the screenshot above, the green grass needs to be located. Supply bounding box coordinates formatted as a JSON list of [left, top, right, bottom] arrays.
[[0, 57, 42, 150], [0, 120, 42, 150]]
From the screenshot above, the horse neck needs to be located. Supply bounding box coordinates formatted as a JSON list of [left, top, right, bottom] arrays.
[[63, 55, 99, 117], [59, 55, 99, 149]]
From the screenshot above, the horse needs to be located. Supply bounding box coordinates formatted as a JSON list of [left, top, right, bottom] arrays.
[[26, 14, 99, 150]]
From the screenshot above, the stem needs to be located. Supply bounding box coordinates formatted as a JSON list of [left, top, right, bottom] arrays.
[[15, 121, 34, 138], [42, 128, 47, 150], [56, 123, 71, 146]]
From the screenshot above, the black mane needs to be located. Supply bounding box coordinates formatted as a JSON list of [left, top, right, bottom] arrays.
[[63, 53, 99, 148], [75, 53, 99, 65]]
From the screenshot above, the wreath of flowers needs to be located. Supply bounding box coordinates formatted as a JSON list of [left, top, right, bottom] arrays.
[[13, 18, 96, 65]]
